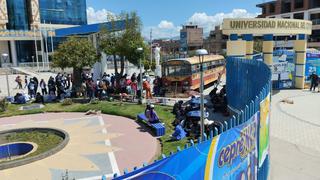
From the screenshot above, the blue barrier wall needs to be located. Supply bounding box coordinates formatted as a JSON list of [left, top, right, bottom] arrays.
[[113, 57, 271, 180]]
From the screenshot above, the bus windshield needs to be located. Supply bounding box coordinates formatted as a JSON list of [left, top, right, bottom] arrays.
[[164, 65, 191, 76]]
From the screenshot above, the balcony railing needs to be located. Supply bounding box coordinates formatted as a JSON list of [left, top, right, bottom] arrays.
[[312, 19, 320, 25]]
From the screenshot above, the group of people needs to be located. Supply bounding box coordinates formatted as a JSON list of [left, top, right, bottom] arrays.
[[12, 73, 72, 104], [79, 72, 164, 100], [209, 85, 229, 116]]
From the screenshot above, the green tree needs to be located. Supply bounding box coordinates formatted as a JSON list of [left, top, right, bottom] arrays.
[[52, 36, 99, 89], [99, 12, 149, 80]]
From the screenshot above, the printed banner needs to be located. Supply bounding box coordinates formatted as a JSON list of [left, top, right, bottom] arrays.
[[259, 94, 270, 167], [116, 113, 260, 180], [205, 113, 259, 180]]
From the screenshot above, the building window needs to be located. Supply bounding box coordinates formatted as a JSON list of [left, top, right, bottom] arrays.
[[269, 3, 275, 13], [293, 13, 304, 19], [39, 0, 87, 25], [309, 30, 320, 42], [262, 7, 266, 14], [310, 0, 320, 8], [310, 13, 320, 25], [294, 0, 304, 9], [6, 0, 30, 30], [281, 1, 292, 13]]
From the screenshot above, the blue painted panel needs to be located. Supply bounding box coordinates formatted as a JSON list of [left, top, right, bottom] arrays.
[[55, 20, 127, 37]]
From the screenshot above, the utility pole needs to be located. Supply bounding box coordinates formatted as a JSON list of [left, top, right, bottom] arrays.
[[150, 28, 153, 71]]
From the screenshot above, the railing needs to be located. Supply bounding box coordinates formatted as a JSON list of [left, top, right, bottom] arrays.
[[312, 19, 320, 25], [112, 57, 271, 180]]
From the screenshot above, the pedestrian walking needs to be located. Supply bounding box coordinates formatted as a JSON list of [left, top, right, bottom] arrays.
[[15, 76, 23, 89], [309, 72, 319, 92], [24, 75, 28, 89]]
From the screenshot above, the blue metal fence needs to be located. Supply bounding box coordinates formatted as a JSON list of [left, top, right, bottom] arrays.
[[113, 57, 271, 180]]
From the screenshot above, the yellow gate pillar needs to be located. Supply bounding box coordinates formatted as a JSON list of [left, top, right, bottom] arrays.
[[243, 34, 254, 59], [263, 34, 274, 66], [227, 34, 246, 57], [294, 34, 307, 89]]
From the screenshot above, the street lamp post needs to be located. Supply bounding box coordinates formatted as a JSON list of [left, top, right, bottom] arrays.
[[196, 49, 208, 140], [137, 47, 144, 104], [1, 53, 10, 97]]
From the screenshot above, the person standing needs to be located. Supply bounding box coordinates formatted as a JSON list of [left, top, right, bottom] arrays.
[[309, 72, 319, 92], [15, 76, 23, 89], [24, 75, 28, 89], [33, 76, 39, 93], [28, 78, 36, 98], [143, 79, 153, 99], [48, 76, 56, 95], [40, 79, 48, 95]]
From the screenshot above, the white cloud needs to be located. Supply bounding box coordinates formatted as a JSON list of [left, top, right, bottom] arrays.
[[158, 20, 175, 29], [87, 8, 258, 39], [144, 9, 258, 39], [188, 9, 259, 33], [87, 7, 115, 24]]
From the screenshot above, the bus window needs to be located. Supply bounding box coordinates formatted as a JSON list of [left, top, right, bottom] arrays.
[[165, 65, 191, 76]]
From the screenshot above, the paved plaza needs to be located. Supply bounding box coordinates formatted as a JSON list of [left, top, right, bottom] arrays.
[[0, 113, 159, 180], [270, 89, 320, 180]]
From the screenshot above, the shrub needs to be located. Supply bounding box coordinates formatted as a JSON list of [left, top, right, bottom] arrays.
[[0, 98, 8, 112], [61, 98, 73, 106]]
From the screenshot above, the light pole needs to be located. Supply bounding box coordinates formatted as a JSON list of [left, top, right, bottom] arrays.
[[1, 53, 10, 97], [137, 47, 144, 104], [32, 56, 35, 68], [196, 49, 208, 140]]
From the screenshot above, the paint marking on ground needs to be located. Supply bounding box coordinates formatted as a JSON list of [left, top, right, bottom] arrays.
[[104, 139, 111, 146], [102, 128, 107, 134], [98, 116, 105, 126], [77, 173, 115, 180], [1, 124, 16, 127], [35, 121, 49, 124]]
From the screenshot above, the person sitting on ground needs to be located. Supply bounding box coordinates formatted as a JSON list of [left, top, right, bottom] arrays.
[[172, 100, 184, 115], [209, 87, 219, 103], [34, 92, 44, 104], [170, 124, 186, 141], [14, 93, 26, 104], [147, 104, 160, 124], [220, 85, 227, 96]]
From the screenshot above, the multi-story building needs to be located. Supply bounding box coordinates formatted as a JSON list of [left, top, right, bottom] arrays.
[[153, 39, 180, 56], [180, 25, 203, 52], [203, 25, 228, 55], [0, 0, 87, 67], [257, 0, 320, 49]]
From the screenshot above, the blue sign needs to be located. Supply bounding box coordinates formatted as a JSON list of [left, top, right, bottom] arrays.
[[305, 52, 320, 78]]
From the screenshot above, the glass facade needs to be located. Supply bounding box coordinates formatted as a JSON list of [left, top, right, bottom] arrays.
[[6, 0, 29, 30], [4, 0, 88, 64], [39, 0, 87, 25], [15, 41, 36, 63]]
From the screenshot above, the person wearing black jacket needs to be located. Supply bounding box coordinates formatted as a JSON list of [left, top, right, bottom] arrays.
[[309, 72, 319, 92], [48, 76, 56, 95], [33, 76, 39, 93]]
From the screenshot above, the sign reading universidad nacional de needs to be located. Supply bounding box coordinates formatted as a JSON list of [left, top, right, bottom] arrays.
[[222, 18, 312, 36]]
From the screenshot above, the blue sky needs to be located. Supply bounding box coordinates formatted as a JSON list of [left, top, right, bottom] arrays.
[[86, 0, 264, 39]]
